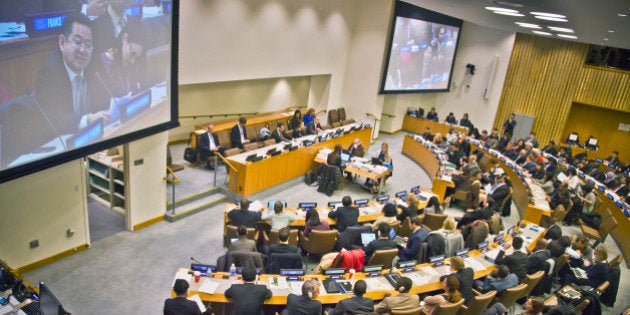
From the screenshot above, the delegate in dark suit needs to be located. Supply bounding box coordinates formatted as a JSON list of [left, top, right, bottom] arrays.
[[285, 294, 322, 315], [307, 121, 323, 135], [271, 128, 292, 143], [363, 238, 397, 263], [332, 296, 374, 315], [441, 267, 474, 303], [268, 243, 299, 255], [230, 123, 248, 149], [229, 237, 256, 252], [328, 206, 359, 232], [163, 297, 202, 315], [228, 208, 261, 228], [544, 224, 562, 241], [527, 249, 551, 274], [398, 227, 428, 261], [224, 283, 272, 315], [35, 50, 108, 136], [495, 250, 529, 280], [198, 131, 224, 162]]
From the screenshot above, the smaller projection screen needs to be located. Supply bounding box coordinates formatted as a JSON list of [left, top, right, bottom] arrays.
[[380, 1, 462, 94]]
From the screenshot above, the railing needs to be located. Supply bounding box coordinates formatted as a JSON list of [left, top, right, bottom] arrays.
[[179, 112, 259, 120], [214, 152, 238, 192], [164, 166, 181, 215]]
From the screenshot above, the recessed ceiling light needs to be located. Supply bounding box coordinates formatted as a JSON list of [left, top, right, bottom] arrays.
[[494, 11, 524, 16], [603, 38, 609, 41], [618, 13, 627, 17], [516, 22, 542, 29], [548, 26, 574, 33], [532, 31, 552, 36], [557, 34, 577, 39], [608, 30, 615, 33], [530, 12, 566, 18], [534, 16, 568, 22], [485, 6, 519, 13]]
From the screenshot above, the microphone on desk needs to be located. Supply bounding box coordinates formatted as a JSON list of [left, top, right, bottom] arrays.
[[190, 257, 206, 265], [95, 71, 123, 111], [30, 92, 67, 151]]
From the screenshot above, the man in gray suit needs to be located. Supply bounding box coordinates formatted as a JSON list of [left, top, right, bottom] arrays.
[[229, 225, 256, 252]]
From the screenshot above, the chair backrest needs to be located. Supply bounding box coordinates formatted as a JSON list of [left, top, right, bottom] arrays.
[[422, 212, 448, 231], [398, 217, 412, 237], [268, 229, 299, 245], [521, 270, 544, 298], [223, 147, 242, 157], [367, 248, 399, 269], [337, 107, 346, 121], [496, 283, 528, 309], [599, 216, 618, 238], [433, 298, 464, 315], [328, 109, 339, 125], [263, 138, 276, 147], [243, 142, 259, 151], [574, 299, 591, 312], [216, 130, 231, 148], [245, 125, 258, 141], [391, 307, 422, 315], [301, 229, 338, 255], [500, 187, 513, 209], [267, 120, 278, 131], [332, 122, 341, 127], [457, 290, 496, 315], [608, 254, 622, 270], [226, 225, 256, 240], [552, 254, 569, 275], [266, 252, 303, 274], [389, 221, 401, 235]]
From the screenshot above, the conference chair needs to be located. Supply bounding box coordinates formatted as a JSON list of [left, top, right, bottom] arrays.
[[432, 299, 464, 315], [332, 122, 341, 128], [267, 120, 278, 131], [299, 229, 338, 269], [391, 308, 421, 315], [608, 254, 622, 270], [389, 221, 400, 235], [265, 252, 303, 274], [494, 283, 527, 315], [223, 147, 242, 157], [574, 299, 591, 312], [499, 187, 513, 217], [245, 125, 258, 142], [366, 248, 398, 269], [166, 145, 184, 172], [520, 271, 544, 300], [338, 107, 347, 121], [261, 138, 276, 147], [263, 229, 299, 246], [218, 250, 264, 272], [243, 142, 259, 151], [421, 212, 448, 232], [595, 280, 609, 297], [328, 109, 339, 125], [580, 213, 617, 248], [216, 130, 231, 148], [457, 290, 496, 315], [224, 225, 257, 248], [398, 217, 412, 238], [551, 254, 569, 284]]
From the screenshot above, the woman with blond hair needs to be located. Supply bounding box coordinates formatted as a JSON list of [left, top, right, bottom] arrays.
[[397, 193, 422, 222]]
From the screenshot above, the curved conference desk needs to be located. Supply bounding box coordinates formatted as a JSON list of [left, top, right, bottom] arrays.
[[402, 116, 468, 137], [226, 124, 372, 196]]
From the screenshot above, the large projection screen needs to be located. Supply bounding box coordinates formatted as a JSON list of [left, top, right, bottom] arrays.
[[0, 0, 179, 183], [380, 1, 462, 94]]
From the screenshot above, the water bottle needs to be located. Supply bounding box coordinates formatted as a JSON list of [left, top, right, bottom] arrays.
[[229, 263, 236, 278]]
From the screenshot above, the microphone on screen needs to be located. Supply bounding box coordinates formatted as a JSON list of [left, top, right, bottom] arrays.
[[30, 91, 67, 150], [95, 71, 123, 109]]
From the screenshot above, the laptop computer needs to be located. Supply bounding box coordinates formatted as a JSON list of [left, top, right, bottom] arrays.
[[371, 157, 382, 165], [340, 152, 350, 163], [361, 233, 376, 246]]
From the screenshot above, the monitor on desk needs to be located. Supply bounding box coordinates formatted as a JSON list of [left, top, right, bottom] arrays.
[[328, 201, 342, 209], [340, 152, 350, 163], [371, 157, 382, 165], [456, 249, 469, 258], [410, 186, 420, 194], [323, 268, 346, 279], [477, 241, 489, 251], [298, 202, 317, 211], [568, 133, 578, 142], [395, 190, 407, 199], [190, 264, 216, 275], [376, 195, 389, 204], [587, 138, 598, 146], [280, 269, 305, 280], [430, 255, 445, 266], [354, 199, 369, 207]]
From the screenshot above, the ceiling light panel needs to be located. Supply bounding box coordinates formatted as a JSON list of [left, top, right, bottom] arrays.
[[548, 26, 574, 33], [557, 34, 577, 39], [485, 6, 518, 13], [530, 12, 566, 18], [516, 22, 542, 29], [532, 31, 552, 36], [534, 16, 568, 22], [494, 11, 524, 17]]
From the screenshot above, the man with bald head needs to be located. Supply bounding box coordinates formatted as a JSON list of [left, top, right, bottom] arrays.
[[198, 124, 225, 170]]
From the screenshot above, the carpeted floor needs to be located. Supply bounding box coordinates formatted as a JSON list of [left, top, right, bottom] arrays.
[[88, 199, 126, 242]]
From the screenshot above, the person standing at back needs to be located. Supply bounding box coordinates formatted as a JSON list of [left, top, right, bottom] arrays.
[[224, 267, 272, 315], [502, 113, 517, 137], [328, 195, 359, 232], [164, 279, 202, 315]]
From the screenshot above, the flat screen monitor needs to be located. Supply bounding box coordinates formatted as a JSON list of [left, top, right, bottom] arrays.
[[395, 190, 407, 199], [267, 200, 287, 209], [354, 199, 369, 207], [340, 152, 350, 163], [568, 133, 578, 141], [477, 241, 489, 250], [190, 264, 216, 275], [396, 260, 417, 269], [298, 202, 317, 211], [410, 186, 420, 194], [39, 282, 68, 315], [362, 265, 384, 273], [376, 195, 390, 204], [456, 249, 469, 257], [0, 2, 179, 183], [429, 255, 444, 263], [280, 269, 305, 280], [587, 138, 598, 146], [379, 1, 462, 94], [323, 268, 346, 276], [327, 201, 342, 209], [494, 234, 505, 242]]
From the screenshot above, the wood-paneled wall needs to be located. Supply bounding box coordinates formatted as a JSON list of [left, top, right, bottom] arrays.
[[494, 34, 630, 159]]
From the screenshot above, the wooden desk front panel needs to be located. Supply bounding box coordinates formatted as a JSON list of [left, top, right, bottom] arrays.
[[601, 197, 630, 268], [401, 135, 440, 178], [402, 116, 468, 136], [229, 128, 372, 196], [194, 111, 294, 133]]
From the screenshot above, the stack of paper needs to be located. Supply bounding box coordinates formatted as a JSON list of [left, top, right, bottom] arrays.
[[197, 279, 219, 294], [188, 294, 207, 313]]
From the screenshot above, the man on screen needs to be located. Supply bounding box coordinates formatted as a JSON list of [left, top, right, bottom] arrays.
[[35, 14, 109, 136]]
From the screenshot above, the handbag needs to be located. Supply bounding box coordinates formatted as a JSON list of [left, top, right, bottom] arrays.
[[183, 147, 197, 163]]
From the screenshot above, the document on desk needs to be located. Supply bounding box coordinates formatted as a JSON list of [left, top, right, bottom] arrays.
[[289, 281, 305, 295], [173, 271, 192, 286], [408, 273, 431, 286], [364, 277, 391, 291], [197, 279, 219, 294], [188, 294, 207, 313], [464, 257, 487, 272], [249, 200, 264, 212], [419, 266, 440, 277]]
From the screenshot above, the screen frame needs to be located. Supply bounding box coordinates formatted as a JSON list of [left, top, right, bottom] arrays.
[[0, 1, 181, 184], [379, 0, 463, 94]]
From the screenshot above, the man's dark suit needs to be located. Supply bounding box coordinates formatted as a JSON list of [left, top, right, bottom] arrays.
[[328, 206, 359, 232], [163, 296, 202, 315], [306, 121, 323, 135], [285, 294, 322, 315], [269, 243, 299, 255], [398, 227, 428, 261], [230, 124, 247, 148], [224, 283, 272, 315], [332, 296, 374, 315], [440, 267, 474, 303], [364, 238, 397, 263], [548, 239, 568, 259], [495, 250, 529, 280], [35, 50, 108, 136], [271, 129, 291, 143], [198, 132, 224, 162], [527, 249, 551, 275], [503, 118, 516, 136], [489, 183, 509, 206], [227, 209, 261, 228]]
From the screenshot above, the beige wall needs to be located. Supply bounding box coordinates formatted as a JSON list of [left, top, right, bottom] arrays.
[[0, 161, 89, 268]]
